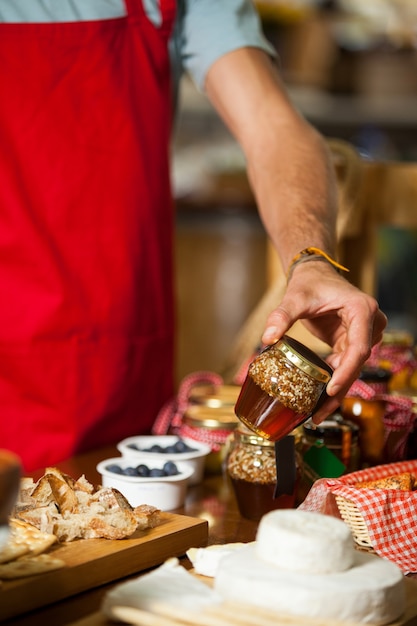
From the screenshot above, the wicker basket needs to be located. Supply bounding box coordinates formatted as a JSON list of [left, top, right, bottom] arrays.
[[335, 495, 373, 549]]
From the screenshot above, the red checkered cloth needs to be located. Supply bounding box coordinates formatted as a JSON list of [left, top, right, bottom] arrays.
[[299, 459, 417, 574]]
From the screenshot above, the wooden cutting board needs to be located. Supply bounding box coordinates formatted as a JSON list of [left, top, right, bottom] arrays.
[[0, 512, 208, 622]]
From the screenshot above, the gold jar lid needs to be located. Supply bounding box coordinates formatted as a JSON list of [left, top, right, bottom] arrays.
[[189, 384, 240, 408], [276, 335, 333, 383], [183, 405, 239, 431], [234, 424, 275, 447], [235, 424, 303, 447]]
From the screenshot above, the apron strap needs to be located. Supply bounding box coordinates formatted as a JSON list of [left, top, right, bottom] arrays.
[[125, 0, 176, 38]]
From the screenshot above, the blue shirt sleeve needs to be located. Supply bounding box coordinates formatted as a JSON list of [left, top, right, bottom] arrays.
[[175, 0, 276, 91]]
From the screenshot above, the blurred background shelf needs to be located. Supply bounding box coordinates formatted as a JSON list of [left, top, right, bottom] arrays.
[[173, 0, 417, 382]]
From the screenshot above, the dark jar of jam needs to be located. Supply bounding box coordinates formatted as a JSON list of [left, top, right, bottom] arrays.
[[234, 335, 333, 442], [298, 413, 359, 502], [225, 425, 302, 521], [369, 329, 416, 392], [302, 414, 360, 473], [341, 367, 391, 466]]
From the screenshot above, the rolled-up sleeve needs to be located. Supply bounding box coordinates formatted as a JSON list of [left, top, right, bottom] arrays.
[[177, 0, 276, 90]]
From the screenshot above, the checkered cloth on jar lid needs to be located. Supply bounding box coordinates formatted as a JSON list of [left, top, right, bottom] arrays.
[[299, 459, 417, 574]]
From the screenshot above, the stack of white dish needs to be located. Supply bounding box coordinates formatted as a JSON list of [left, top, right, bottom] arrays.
[[117, 435, 211, 486], [97, 435, 210, 510]]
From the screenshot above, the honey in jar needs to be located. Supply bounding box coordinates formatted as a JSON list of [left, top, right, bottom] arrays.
[[226, 425, 302, 521], [234, 335, 333, 441]]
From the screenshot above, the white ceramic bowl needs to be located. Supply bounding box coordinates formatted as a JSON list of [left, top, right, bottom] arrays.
[[117, 435, 211, 485], [96, 457, 193, 511]]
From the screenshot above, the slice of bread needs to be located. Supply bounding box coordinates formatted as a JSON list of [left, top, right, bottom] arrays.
[[13, 469, 161, 542], [355, 472, 415, 491]]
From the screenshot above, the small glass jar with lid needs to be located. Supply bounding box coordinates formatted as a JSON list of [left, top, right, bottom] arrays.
[[234, 335, 333, 442], [302, 414, 359, 470], [388, 388, 417, 462], [341, 367, 390, 466], [182, 404, 239, 475], [225, 424, 302, 521], [370, 329, 417, 392], [301, 413, 360, 485], [404, 392, 417, 459]]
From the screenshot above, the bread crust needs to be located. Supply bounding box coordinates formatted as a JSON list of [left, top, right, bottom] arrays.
[[355, 472, 416, 491], [12, 469, 161, 542]]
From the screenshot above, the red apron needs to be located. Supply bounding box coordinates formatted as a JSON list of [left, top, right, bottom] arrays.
[[0, 1, 176, 471]]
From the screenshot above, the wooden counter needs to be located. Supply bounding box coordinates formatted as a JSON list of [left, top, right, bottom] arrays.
[[4, 446, 417, 626]]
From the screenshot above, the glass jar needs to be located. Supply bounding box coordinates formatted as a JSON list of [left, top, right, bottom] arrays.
[[225, 425, 302, 521], [299, 414, 359, 499], [302, 414, 360, 473], [341, 367, 390, 466], [234, 335, 333, 441], [369, 329, 417, 392], [388, 389, 417, 462], [404, 392, 417, 459], [182, 405, 239, 474], [188, 384, 240, 409]]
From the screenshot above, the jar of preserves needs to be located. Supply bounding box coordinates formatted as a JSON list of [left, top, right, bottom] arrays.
[[225, 425, 302, 521], [302, 414, 360, 473], [404, 392, 417, 459], [188, 384, 240, 409], [299, 414, 359, 500], [234, 335, 333, 441], [387, 389, 417, 462], [341, 367, 391, 466], [368, 330, 417, 392], [182, 404, 239, 474]]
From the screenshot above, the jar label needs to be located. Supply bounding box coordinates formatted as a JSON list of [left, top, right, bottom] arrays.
[[273, 436, 296, 497], [303, 444, 346, 481]]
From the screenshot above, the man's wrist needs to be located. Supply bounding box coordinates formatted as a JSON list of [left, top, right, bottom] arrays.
[[286, 247, 349, 283]]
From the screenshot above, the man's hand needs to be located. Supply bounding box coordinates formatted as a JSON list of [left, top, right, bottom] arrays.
[[261, 263, 387, 422]]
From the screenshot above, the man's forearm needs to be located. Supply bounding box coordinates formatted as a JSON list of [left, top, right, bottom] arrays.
[[205, 47, 338, 273], [205, 46, 387, 413], [245, 119, 338, 273]]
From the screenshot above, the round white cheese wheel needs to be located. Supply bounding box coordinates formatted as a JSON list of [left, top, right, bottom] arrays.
[[215, 545, 405, 626], [256, 509, 355, 574]]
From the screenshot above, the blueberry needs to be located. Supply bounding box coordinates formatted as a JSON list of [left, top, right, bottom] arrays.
[[163, 461, 179, 476], [136, 464, 150, 477], [149, 468, 165, 477], [145, 444, 164, 453], [164, 445, 177, 454], [173, 439, 188, 453], [174, 439, 197, 453], [105, 463, 124, 475], [123, 466, 139, 477]]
